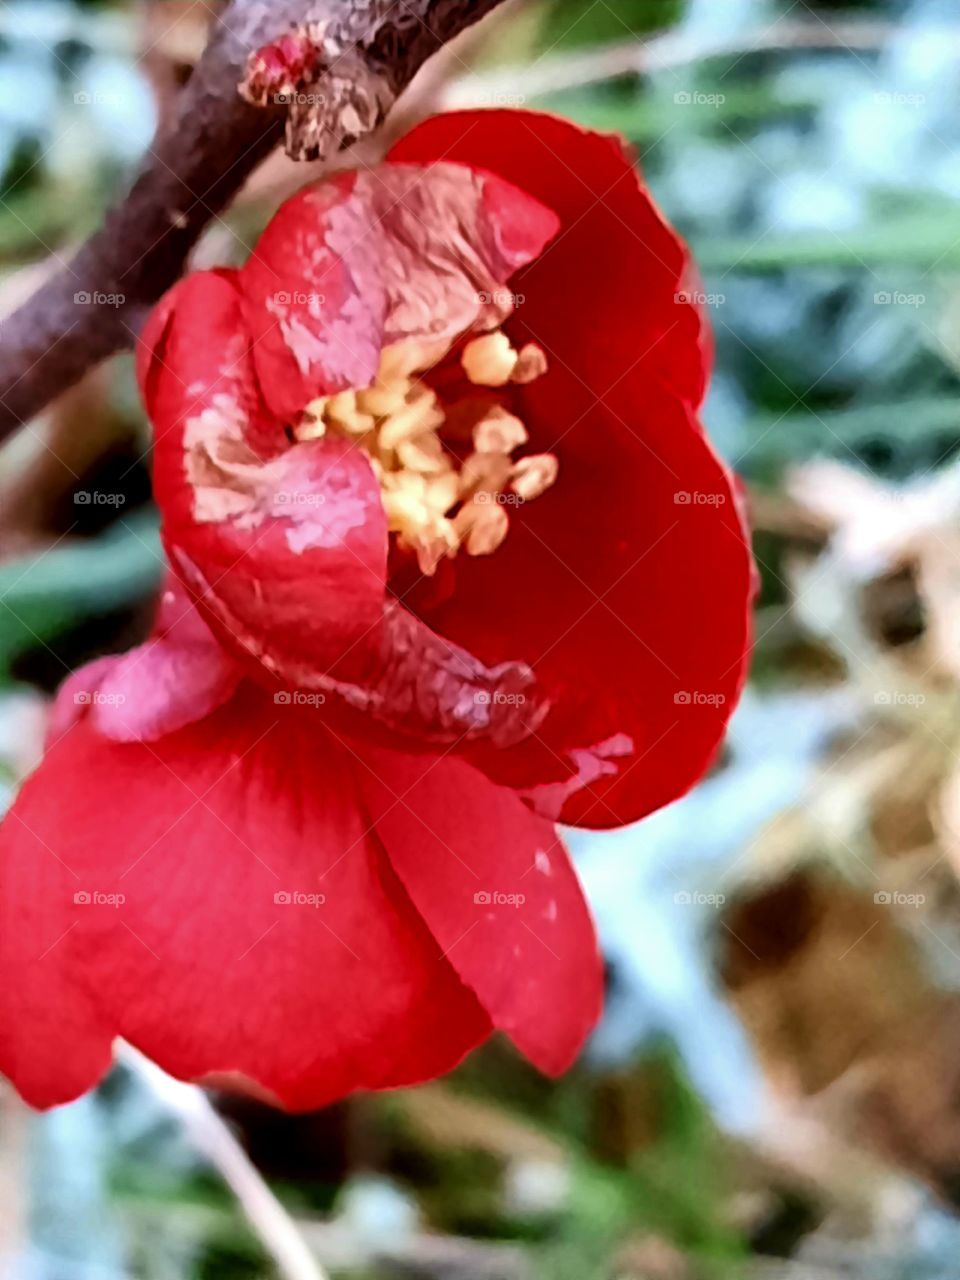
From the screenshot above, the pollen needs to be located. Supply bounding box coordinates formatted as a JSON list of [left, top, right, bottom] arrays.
[[462, 331, 518, 386], [295, 329, 558, 576]]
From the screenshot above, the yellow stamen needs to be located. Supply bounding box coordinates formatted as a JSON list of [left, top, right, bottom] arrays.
[[293, 329, 556, 574], [460, 450, 513, 499], [396, 432, 448, 475], [377, 336, 452, 383], [511, 453, 559, 502], [462, 331, 519, 387], [512, 343, 549, 385], [297, 416, 328, 442], [378, 390, 444, 451], [455, 495, 510, 557], [357, 384, 408, 418], [473, 406, 529, 455], [425, 472, 460, 514], [326, 390, 375, 435]]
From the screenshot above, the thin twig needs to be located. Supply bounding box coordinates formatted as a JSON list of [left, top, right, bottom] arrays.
[[0, 1087, 28, 1274], [446, 17, 909, 106], [118, 1044, 328, 1280]]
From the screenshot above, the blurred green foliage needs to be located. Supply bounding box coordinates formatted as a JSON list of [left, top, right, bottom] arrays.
[[539, 0, 683, 47], [0, 514, 162, 683]]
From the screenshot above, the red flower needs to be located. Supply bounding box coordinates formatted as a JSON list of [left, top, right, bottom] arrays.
[[0, 111, 751, 1111]]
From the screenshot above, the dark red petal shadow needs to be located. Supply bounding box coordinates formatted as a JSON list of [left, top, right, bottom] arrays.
[[389, 111, 753, 828]]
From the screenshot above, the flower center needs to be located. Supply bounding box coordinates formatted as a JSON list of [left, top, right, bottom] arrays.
[[294, 330, 558, 576]]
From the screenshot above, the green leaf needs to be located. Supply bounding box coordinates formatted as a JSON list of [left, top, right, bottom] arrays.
[[0, 513, 163, 679]]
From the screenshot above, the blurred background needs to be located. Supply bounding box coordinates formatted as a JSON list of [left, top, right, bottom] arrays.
[[5, 0, 960, 1276]]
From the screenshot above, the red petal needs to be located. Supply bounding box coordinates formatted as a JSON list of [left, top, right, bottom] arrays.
[[51, 578, 242, 744], [0, 689, 489, 1110], [238, 163, 559, 421], [388, 111, 753, 827], [166, 432, 389, 681], [389, 110, 709, 410], [357, 745, 602, 1074], [139, 270, 389, 679], [137, 267, 280, 464]]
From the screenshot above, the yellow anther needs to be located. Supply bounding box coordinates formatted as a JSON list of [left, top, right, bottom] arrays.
[[473, 406, 529, 455], [326, 390, 357, 420], [357, 383, 410, 418], [378, 391, 444, 451], [298, 333, 554, 571], [512, 343, 549, 385], [460, 450, 513, 498], [425, 472, 460, 515], [304, 397, 328, 420], [326, 390, 376, 435], [383, 480, 430, 534], [511, 453, 559, 502], [455, 495, 510, 557], [377, 336, 452, 384], [382, 470, 426, 499], [405, 520, 459, 576], [296, 417, 328, 442], [462, 331, 519, 387], [396, 432, 448, 475]]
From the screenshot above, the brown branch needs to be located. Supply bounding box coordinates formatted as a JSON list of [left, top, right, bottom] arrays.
[[0, 0, 510, 444]]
